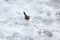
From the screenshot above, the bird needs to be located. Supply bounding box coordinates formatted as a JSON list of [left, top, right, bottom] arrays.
[[23, 12, 30, 21]]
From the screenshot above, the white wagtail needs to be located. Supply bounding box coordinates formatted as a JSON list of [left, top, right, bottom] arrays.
[[23, 12, 30, 21]]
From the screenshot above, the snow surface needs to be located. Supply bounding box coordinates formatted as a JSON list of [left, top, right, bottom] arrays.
[[0, 0, 60, 40]]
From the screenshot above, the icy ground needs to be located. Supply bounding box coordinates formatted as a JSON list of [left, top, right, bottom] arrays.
[[0, 0, 60, 40]]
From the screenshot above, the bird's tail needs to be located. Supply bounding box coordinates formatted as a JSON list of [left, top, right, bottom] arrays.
[[23, 12, 27, 17]]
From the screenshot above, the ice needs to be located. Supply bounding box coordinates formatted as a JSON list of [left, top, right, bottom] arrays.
[[0, 0, 60, 40]]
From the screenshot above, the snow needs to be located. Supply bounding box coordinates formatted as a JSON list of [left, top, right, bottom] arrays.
[[0, 0, 60, 40]]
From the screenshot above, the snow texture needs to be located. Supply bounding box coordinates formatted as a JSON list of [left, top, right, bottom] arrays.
[[0, 0, 60, 40]]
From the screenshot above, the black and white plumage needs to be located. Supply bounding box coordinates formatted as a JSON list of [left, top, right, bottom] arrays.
[[23, 12, 30, 21]]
